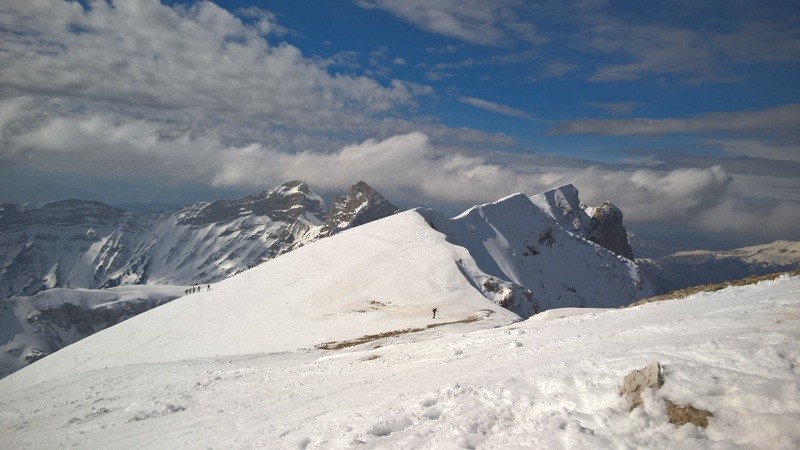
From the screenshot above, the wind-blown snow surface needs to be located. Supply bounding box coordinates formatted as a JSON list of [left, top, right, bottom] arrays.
[[1, 272, 798, 448]]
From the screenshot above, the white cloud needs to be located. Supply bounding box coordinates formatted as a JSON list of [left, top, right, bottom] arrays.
[[551, 104, 800, 136], [459, 97, 547, 122], [354, 0, 544, 46], [0, 0, 421, 133], [10, 107, 796, 241], [579, 22, 725, 83], [693, 197, 800, 239], [705, 139, 800, 162]]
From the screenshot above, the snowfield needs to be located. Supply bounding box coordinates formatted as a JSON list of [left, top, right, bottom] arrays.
[[0, 275, 798, 447], [0, 201, 796, 448]]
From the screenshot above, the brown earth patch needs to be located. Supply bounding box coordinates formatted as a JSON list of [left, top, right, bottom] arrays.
[[315, 313, 487, 350]]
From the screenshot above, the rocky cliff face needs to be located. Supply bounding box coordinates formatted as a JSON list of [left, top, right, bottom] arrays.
[[0, 181, 396, 299], [530, 184, 634, 260], [585, 201, 634, 260], [319, 181, 399, 238]]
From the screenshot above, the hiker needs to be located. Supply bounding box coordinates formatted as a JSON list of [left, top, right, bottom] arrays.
[[432, 307, 438, 319], [207, 284, 210, 291]]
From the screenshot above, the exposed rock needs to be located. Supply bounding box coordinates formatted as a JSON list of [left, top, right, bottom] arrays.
[[319, 181, 399, 237], [586, 201, 634, 260], [177, 180, 326, 226], [620, 362, 714, 428], [620, 361, 663, 409], [666, 400, 713, 428], [476, 276, 540, 318], [530, 184, 634, 260]]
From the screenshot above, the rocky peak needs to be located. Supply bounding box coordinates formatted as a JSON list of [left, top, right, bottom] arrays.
[[586, 201, 634, 260], [320, 181, 399, 237], [177, 180, 327, 226], [531, 184, 634, 260]]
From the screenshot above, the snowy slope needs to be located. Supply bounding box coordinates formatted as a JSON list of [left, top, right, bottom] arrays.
[[1, 210, 521, 387], [0, 188, 649, 380], [0, 285, 187, 378], [0, 194, 651, 385], [0, 272, 797, 448], [421, 192, 650, 314]]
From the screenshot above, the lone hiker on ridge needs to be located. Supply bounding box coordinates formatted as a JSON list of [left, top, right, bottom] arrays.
[[432, 307, 438, 319]]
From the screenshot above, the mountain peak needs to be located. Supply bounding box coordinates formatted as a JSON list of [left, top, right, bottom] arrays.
[[531, 185, 634, 260], [320, 181, 399, 237], [178, 180, 326, 226]]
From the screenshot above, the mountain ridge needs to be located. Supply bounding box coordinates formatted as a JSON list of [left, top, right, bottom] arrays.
[[0, 180, 398, 299]]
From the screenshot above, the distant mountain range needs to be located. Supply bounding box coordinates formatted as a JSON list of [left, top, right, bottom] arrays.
[[0, 180, 398, 299], [637, 240, 800, 294]]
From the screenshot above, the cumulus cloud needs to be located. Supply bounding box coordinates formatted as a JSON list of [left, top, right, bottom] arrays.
[[693, 197, 800, 239], [0, 0, 421, 133], [5, 101, 797, 240], [551, 104, 800, 136]]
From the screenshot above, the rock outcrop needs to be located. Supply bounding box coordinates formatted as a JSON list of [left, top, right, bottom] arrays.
[[620, 362, 713, 428], [319, 181, 399, 238], [585, 201, 634, 260], [530, 184, 634, 260], [620, 361, 663, 409]]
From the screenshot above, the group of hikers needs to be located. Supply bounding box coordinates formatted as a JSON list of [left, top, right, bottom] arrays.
[[185, 285, 210, 295]]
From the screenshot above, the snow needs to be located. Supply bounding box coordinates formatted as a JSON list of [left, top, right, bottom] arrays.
[[0, 273, 797, 448], [420, 193, 650, 312]]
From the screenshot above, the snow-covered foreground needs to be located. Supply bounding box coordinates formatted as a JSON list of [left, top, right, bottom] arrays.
[[1, 275, 798, 449]]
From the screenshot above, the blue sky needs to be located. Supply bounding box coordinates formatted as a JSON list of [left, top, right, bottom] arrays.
[[1, 0, 799, 245]]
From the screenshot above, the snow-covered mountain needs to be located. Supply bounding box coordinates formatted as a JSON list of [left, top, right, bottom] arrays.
[[638, 240, 800, 293], [0, 180, 398, 299], [0, 230, 796, 448], [0, 184, 650, 379], [1, 188, 649, 380], [420, 191, 649, 315]]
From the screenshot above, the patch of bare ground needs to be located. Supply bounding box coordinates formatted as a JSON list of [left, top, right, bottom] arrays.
[[629, 269, 800, 307], [315, 310, 492, 350]]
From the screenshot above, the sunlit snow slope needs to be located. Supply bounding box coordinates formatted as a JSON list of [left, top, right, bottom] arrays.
[[0, 272, 797, 448], [0, 189, 651, 386], [421, 192, 650, 314]]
